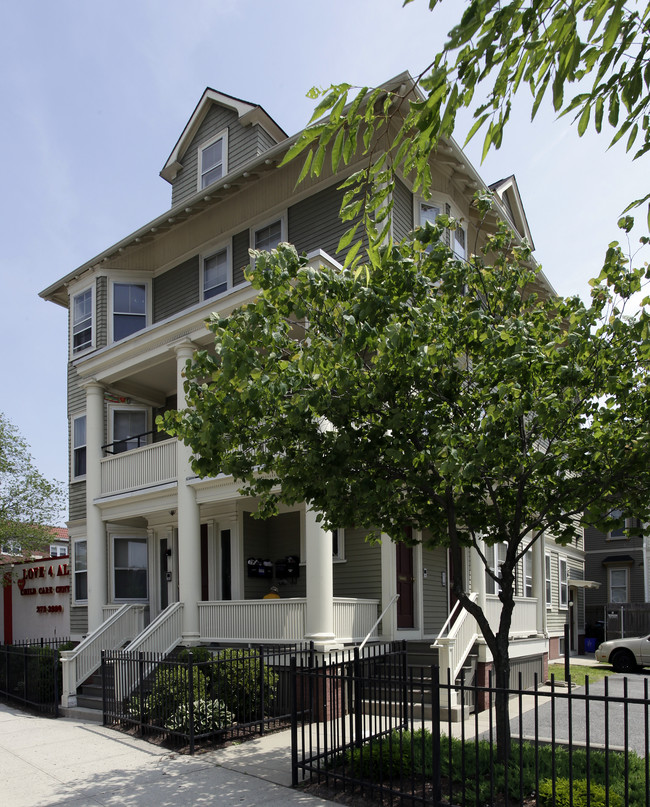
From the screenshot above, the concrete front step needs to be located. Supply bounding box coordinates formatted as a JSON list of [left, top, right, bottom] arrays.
[[59, 705, 104, 723]]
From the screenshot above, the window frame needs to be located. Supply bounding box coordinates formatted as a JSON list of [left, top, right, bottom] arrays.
[[251, 214, 286, 256], [523, 548, 533, 598], [71, 414, 87, 481], [332, 528, 346, 562], [73, 539, 88, 604], [71, 284, 95, 355], [198, 129, 228, 191], [415, 196, 467, 260], [108, 405, 149, 454], [111, 534, 148, 602], [608, 567, 629, 603], [109, 278, 151, 343], [50, 545, 68, 558], [558, 557, 568, 610], [545, 553, 552, 609], [201, 242, 231, 300]]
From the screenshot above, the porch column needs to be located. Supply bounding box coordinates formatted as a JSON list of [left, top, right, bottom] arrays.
[[174, 340, 202, 643], [304, 506, 340, 651], [532, 533, 547, 636], [84, 380, 107, 633], [380, 533, 397, 640]]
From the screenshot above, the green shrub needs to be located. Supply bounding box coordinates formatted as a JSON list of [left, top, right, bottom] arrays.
[[145, 663, 210, 725], [164, 698, 234, 734], [538, 778, 623, 807], [210, 648, 278, 722], [177, 646, 213, 665]]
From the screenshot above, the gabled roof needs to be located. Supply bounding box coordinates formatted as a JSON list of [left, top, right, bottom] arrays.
[[160, 88, 288, 183], [489, 175, 535, 250]]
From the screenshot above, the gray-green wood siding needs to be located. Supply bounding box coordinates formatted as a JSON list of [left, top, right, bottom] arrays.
[[333, 529, 381, 601], [288, 182, 367, 262], [393, 178, 413, 242], [232, 229, 250, 286], [153, 256, 199, 322], [243, 511, 302, 599], [422, 545, 449, 634], [69, 482, 86, 521]]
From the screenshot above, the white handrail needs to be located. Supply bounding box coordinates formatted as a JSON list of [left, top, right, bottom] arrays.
[[124, 602, 184, 656], [60, 604, 146, 707], [433, 592, 479, 684], [359, 594, 399, 651]]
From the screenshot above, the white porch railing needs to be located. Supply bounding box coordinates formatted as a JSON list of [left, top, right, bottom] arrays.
[[334, 599, 379, 642], [433, 593, 479, 684], [486, 594, 539, 637], [60, 604, 146, 707], [100, 438, 177, 496], [124, 602, 184, 656], [198, 598, 380, 644]]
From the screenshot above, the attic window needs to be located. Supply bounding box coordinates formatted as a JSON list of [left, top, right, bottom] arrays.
[[200, 131, 227, 189]]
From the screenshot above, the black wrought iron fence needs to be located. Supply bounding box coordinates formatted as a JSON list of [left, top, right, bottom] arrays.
[[291, 641, 650, 807], [0, 640, 68, 716], [103, 643, 312, 753]]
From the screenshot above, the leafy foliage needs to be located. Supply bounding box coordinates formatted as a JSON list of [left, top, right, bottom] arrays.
[[210, 648, 278, 722], [539, 778, 623, 807], [164, 698, 234, 734], [284, 0, 650, 252], [344, 730, 643, 806], [0, 412, 65, 557]]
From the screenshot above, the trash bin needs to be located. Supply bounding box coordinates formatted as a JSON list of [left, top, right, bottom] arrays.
[[584, 637, 597, 653]]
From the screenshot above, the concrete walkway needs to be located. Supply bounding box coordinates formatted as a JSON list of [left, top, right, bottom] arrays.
[[0, 702, 328, 807]]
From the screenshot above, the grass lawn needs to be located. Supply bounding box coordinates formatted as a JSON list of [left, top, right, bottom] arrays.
[[547, 663, 615, 686]]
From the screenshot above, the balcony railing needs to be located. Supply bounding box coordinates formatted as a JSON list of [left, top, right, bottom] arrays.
[[486, 594, 539, 637], [100, 438, 177, 496], [198, 598, 380, 644]]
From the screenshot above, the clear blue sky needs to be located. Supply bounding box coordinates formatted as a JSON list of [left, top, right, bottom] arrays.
[[0, 1, 645, 524]]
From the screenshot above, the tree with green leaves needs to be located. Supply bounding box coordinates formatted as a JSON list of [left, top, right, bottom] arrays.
[[284, 0, 650, 256], [160, 0, 650, 757], [162, 201, 650, 756], [0, 412, 66, 559]]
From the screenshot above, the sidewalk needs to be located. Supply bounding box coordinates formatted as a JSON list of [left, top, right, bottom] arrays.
[[0, 702, 327, 807]]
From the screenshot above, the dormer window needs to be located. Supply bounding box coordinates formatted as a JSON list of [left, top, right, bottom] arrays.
[[199, 130, 228, 190], [417, 199, 467, 260]]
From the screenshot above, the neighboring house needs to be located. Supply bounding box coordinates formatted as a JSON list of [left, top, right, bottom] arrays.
[[585, 513, 650, 638], [0, 527, 70, 643], [39, 73, 586, 709]]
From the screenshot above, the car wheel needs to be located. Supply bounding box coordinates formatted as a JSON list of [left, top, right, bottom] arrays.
[[611, 649, 638, 674]]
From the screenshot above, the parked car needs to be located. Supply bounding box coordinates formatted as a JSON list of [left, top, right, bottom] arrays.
[[595, 634, 650, 673]]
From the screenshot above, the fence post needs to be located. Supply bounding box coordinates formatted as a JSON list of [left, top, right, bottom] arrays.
[[259, 646, 266, 736], [563, 624, 570, 683], [22, 646, 27, 703], [101, 650, 107, 725], [290, 656, 298, 787], [138, 653, 145, 735], [431, 665, 442, 807], [53, 648, 60, 718], [354, 646, 362, 748], [188, 651, 195, 755]]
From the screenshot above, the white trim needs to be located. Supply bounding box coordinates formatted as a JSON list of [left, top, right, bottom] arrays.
[[108, 277, 151, 344], [198, 128, 228, 192], [558, 557, 568, 610], [71, 413, 87, 482], [608, 566, 629, 603], [70, 282, 95, 356], [414, 194, 467, 259], [545, 552, 552, 609]]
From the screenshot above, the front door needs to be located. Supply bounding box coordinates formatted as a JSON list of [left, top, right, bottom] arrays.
[[396, 537, 415, 629], [159, 538, 169, 610]]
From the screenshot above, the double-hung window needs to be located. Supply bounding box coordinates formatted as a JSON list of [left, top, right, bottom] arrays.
[[113, 283, 146, 341], [112, 408, 148, 454], [254, 219, 283, 252], [486, 543, 506, 595], [609, 568, 629, 603], [74, 540, 88, 602], [72, 288, 93, 353], [200, 132, 227, 189], [523, 549, 533, 598], [72, 415, 86, 479], [203, 247, 229, 299], [113, 536, 148, 600], [418, 199, 467, 259]]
